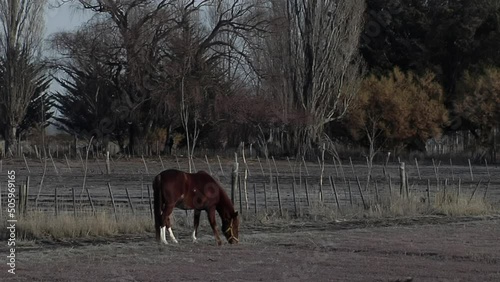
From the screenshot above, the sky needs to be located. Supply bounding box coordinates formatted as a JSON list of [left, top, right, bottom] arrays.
[[45, 2, 91, 36], [44, 2, 92, 134]]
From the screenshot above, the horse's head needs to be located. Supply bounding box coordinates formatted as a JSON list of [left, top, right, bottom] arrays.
[[222, 211, 239, 244]]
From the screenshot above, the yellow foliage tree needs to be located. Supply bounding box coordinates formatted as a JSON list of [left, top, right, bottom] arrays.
[[348, 68, 448, 165], [456, 68, 500, 160]]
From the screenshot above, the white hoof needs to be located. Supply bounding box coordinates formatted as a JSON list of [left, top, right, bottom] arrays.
[[160, 226, 168, 245], [168, 227, 179, 244]]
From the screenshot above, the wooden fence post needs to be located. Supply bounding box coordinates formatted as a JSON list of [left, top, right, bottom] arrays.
[[302, 156, 309, 176], [159, 155, 165, 170], [483, 180, 490, 201], [217, 155, 225, 176], [0, 183, 2, 218], [107, 183, 118, 222], [231, 153, 239, 204], [257, 156, 265, 177], [468, 180, 482, 205], [355, 176, 367, 209], [399, 162, 406, 198], [25, 176, 30, 214], [126, 188, 135, 215], [54, 188, 58, 216], [147, 184, 153, 220], [86, 187, 95, 216], [450, 159, 454, 181], [347, 181, 353, 207], [263, 183, 268, 214], [468, 159, 474, 181], [388, 174, 393, 197], [106, 151, 111, 174], [72, 187, 77, 218], [426, 179, 431, 207], [244, 168, 249, 212], [64, 154, 72, 173], [141, 155, 149, 175], [305, 178, 310, 206], [205, 155, 213, 175], [292, 181, 297, 217], [19, 182, 28, 217], [23, 154, 31, 174], [443, 179, 448, 203], [275, 176, 283, 217], [415, 158, 421, 180], [49, 151, 59, 175], [329, 176, 341, 213], [238, 175, 243, 216], [485, 159, 490, 179], [253, 183, 257, 215]]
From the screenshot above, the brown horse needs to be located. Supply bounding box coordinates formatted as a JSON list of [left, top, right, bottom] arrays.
[[152, 169, 239, 245]]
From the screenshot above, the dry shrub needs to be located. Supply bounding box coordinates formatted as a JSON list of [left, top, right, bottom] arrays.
[[432, 193, 493, 216], [306, 200, 340, 221]]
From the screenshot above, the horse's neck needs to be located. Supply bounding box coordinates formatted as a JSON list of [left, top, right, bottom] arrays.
[[216, 191, 234, 219]]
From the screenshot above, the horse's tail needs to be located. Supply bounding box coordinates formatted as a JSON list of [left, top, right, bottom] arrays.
[[153, 173, 162, 241]]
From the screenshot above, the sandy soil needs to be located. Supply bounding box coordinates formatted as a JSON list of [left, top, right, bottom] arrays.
[[3, 216, 500, 282]]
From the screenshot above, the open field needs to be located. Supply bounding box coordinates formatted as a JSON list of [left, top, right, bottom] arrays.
[[3, 216, 500, 281], [1, 155, 499, 281]]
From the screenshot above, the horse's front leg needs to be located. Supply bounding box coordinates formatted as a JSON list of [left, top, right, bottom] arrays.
[[192, 209, 201, 243], [207, 208, 222, 246]]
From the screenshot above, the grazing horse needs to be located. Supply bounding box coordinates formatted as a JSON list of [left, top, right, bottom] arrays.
[[152, 169, 239, 245]]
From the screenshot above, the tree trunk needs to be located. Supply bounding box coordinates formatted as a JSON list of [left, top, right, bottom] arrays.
[[128, 123, 142, 156], [4, 125, 17, 157], [493, 127, 497, 164], [162, 124, 173, 155]]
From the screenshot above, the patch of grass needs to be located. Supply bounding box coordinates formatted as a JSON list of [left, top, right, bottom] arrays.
[[247, 191, 498, 225], [432, 193, 493, 216], [2, 190, 497, 241], [5, 211, 154, 240]]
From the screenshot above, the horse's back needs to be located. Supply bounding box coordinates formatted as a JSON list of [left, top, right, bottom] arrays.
[[154, 169, 217, 194], [154, 169, 188, 194]]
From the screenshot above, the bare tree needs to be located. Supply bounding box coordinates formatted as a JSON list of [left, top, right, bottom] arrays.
[[263, 0, 365, 156], [162, 1, 266, 164], [56, 0, 180, 155], [52, 0, 267, 158], [0, 0, 47, 155]]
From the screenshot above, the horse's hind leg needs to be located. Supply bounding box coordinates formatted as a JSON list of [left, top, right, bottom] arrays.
[[159, 211, 169, 245], [192, 209, 201, 243], [160, 205, 178, 244]]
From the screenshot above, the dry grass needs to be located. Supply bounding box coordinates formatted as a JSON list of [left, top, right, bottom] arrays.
[[252, 190, 497, 224], [7, 211, 154, 240], [432, 192, 494, 216], [2, 190, 496, 241]]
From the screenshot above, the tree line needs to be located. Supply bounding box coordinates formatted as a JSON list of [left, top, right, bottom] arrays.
[[0, 0, 499, 162]]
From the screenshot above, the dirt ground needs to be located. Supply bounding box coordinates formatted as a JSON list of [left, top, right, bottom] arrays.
[[3, 216, 500, 282]]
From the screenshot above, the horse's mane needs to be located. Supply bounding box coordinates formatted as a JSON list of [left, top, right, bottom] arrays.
[[217, 183, 234, 212]]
